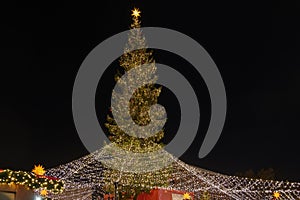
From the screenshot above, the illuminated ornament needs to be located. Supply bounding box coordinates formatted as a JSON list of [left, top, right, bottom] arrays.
[[273, 191, 280, 198], [40, 189, 48, 196], [183, 193, 191, 199], [32, 165, 46, 176], [131, 8, 141, 18]]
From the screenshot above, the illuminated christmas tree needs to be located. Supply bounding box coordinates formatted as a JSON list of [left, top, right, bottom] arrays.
[[105, 7, 165, 153], [103, 7, 171, 199]]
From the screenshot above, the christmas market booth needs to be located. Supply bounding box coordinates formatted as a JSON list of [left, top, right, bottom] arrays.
[[0, 166, 64, 200]]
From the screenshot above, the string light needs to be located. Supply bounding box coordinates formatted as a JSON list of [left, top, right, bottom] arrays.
[[46, 148, 300, 199]]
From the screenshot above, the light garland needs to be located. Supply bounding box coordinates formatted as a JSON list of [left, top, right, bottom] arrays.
[[0, 168, 64, 197]]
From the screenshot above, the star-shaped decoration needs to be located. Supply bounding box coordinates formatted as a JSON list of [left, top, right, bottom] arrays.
[[32, 164, 46, 176], [183, 193, 191, 199], [40, 189, 48, 196], [273, 191, 280, 198], [131, 8, 141, 18]]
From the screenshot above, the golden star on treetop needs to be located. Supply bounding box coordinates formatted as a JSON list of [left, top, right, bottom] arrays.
[[131, 8, 141, 18]]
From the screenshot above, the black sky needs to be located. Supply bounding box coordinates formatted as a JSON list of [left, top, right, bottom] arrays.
[[1, 1, 300, 181]]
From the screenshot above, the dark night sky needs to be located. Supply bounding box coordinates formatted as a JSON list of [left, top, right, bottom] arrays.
[[1, 1, 300, 181]]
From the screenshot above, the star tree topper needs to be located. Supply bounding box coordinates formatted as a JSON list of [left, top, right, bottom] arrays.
[[131, 7, 141, 18]]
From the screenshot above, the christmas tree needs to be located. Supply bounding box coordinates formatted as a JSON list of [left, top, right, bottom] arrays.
[[103, 7, 171, 199]]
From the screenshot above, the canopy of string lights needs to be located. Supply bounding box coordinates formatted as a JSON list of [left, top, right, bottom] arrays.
[[46, 147, 300, 200]]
